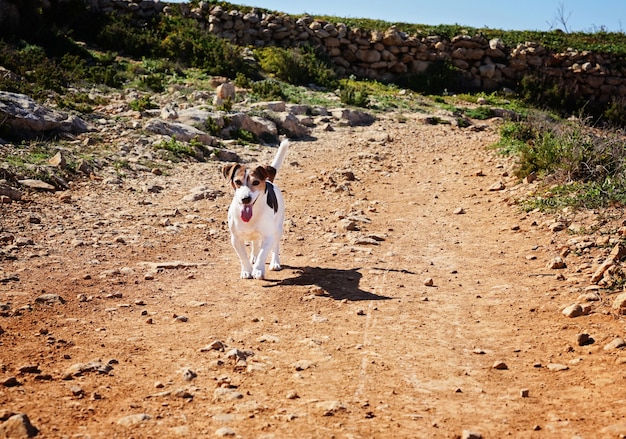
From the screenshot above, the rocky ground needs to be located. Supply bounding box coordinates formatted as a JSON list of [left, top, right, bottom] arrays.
[[1, 103, 626, 438]]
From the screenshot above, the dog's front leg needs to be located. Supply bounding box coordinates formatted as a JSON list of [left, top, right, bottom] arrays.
[[251, 236, 274, 280], [231, 236, 253, 279]]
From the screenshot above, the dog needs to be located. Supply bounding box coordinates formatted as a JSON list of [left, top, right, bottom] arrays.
[[222, 139, 289, 279]]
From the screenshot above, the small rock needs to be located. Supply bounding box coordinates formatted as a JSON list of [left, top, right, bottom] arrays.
[[576, 333, 593, 346], [424, 278, 434, 287], [1, 376, 20, 387], [488, 181, 505, 191], [520, 389, 529, 398], [17, 365, 40, 374], [18, 179, 55, 191], [548, 222, 566, 232], [48, 151, 67, 168], [213, 387, 243, 402], [215, 427, 236, 437], [604, 338, 626, 351], [200, 340, 226, 352], [492, 361, 508, 370], [453, 207, 465, 215], [293, 360, 315, 371], [562, 303, 590, 318], [461, 430, 483, 439], [546, 363, 569, 371], [546, 256, 566, 269], [34, 294, 65, 305], [310, 286, 328, 296], [117, 413, 152, 427], [315, 400, 346, 416], [182, 368, 197, 381], [612, 292, 626, 315], [286, 390, 299, 399], [70, 385, 84, 396]]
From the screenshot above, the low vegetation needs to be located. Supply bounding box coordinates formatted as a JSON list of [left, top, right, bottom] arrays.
[[1, 0, 626, 211]]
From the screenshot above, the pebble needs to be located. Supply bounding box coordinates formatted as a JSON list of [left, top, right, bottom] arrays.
[[576, 333, 592, 346], [258, 334, 280, 343], [603, 338, 626, 351], [461, 430, 483, 439], [520, 388, 530, 398], [424, 277, 434, 286], [293, 360, 315, 371], [117, 413, 152, 427], [213, 387, 243, 402], [200, 340, 226, 352], [34, 294, 65, 305], [316, 400, 346, 416], [492, 361, 508, 370], [286, 390, 299, 399], [547, 363, 569, 371], [182, 368, 197, 381], [215, 427, 236, 437], [488, 181, 505, 191], [1, 376, 20, 387], [546, 256, 566, 269], [562, 303, 591, 318]]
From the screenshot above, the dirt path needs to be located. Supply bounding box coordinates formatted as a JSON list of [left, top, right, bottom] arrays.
[[2, 115, 626, 438]]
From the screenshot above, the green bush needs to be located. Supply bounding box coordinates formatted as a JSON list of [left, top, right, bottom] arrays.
[[130, 96, 158, 112], [256, 46, 337, 88], [339, 84, 370, 107], [497, 116, 626, 209], [251, 79, 286, 100]]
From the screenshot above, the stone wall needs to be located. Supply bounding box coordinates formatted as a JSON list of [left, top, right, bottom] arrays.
[[86, 0, 626, 103]]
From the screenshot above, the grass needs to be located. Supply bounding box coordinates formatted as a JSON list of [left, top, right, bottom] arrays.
[[495, 115, 626, 211]]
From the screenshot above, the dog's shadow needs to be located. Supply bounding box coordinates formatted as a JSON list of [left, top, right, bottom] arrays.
[[271, 266, 392, 301]]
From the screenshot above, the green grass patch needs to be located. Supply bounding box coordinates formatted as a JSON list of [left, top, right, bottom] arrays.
[[496, 115, 626, 211]]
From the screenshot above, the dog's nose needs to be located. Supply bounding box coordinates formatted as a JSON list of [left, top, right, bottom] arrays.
[[241, 196, 252, 205]]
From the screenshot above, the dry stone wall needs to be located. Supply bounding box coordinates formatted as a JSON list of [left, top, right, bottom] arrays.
[[89, 0, 626, 104]]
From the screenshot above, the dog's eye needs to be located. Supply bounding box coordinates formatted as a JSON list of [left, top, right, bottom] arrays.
[[252, 180, 260, 186], [234, 179, 242, 186]]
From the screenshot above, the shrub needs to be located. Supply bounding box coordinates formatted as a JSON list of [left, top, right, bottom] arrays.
[[130, 96, 158, 112], [497, 116, 626, 209], [251, 79, 286, 100], [256, 46, 337, 88], [339, 83, 370, 107]]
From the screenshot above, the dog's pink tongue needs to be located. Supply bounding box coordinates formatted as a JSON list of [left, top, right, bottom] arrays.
[[241, 205, 253, 222]]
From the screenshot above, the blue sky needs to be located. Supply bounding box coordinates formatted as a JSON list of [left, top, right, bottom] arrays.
[[169, 1, 625, 32]]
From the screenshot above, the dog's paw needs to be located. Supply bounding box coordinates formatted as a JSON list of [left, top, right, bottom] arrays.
[[252, 269, 265, 280], [269, 262, 281, 271], [240, 270, 253, 279]]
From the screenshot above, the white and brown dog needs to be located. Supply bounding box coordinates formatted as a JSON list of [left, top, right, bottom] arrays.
[[222, 140, 289, 279]]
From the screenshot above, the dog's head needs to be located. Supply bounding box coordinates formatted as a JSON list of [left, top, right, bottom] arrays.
[[222, 163, 278, 222]]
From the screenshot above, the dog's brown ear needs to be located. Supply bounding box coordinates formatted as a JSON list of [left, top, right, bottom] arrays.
[[222, 164, 240, 181], [252, 166, 269, 181], [264, 165, 277, 182]]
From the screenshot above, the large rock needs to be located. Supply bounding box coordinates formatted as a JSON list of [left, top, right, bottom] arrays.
[[228, 112, 278, 139], [332, 108, 376, 126], [0, 91, 89, 139], [0, 413, 39, 438], [275, 113, 311, 139], [144, 119, 217, 146]]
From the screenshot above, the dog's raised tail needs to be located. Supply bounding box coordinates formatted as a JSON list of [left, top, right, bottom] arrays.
[[271, 139, 289, 172]]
